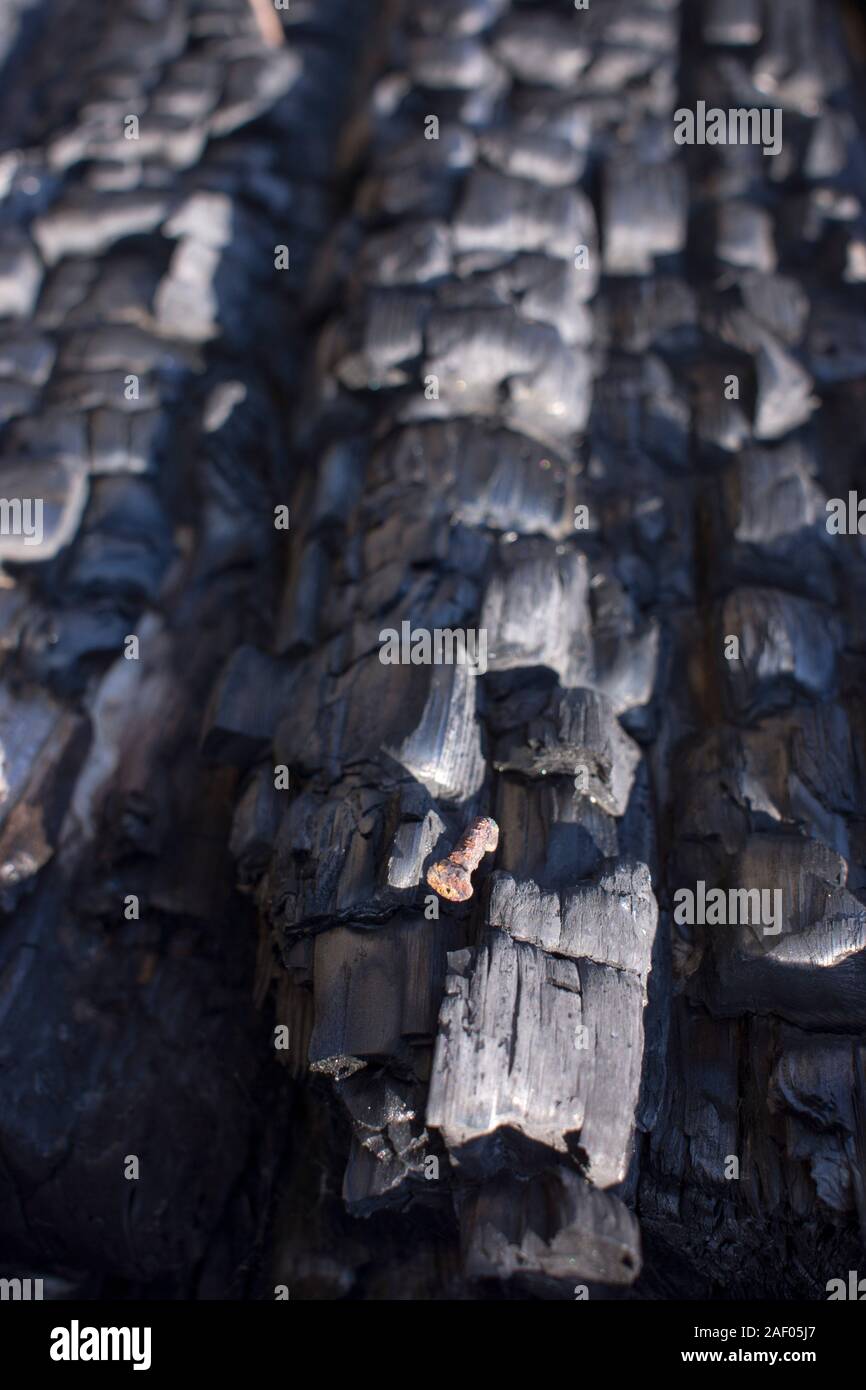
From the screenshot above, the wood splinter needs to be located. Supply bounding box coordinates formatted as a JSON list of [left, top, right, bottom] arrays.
[[426, 817, 499, 903]]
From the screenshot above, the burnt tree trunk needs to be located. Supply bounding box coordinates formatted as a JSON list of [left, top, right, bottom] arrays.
[[0, 0, 865, 1301]]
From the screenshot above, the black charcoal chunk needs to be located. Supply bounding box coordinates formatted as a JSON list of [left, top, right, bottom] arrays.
[[201, 646, 293, 767], [493, 687, 642, 819], [428, 930, 648, 1185], [460, 1168, 641, 1289], [603, 161, 687, 275]]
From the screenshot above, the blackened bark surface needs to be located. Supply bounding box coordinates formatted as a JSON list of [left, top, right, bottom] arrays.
[[1, 0, 865, 1301], [0, 0, 372, 1297]]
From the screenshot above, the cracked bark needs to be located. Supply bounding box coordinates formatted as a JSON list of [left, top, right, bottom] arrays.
[[0, 0, 865, 1301]]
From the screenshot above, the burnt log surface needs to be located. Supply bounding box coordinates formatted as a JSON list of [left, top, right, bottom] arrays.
[[0, 0, 374, 1298], [0, 0, 865, 1300]]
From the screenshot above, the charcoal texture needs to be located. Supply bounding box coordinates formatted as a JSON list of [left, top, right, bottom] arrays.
[[1, 0, 866, 1302], [0, 0, 372, 1297]]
